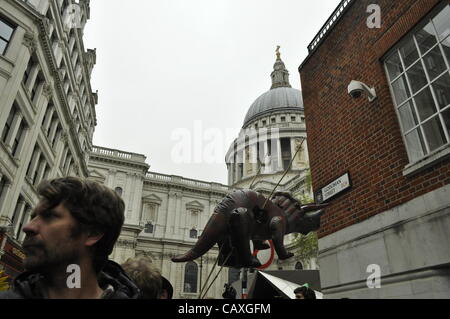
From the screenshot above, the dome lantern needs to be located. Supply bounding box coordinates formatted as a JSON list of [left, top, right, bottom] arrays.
[[270, 46, 292, 90]]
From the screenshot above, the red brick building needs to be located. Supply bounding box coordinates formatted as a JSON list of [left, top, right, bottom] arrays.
[[299, 0, 450, 298]]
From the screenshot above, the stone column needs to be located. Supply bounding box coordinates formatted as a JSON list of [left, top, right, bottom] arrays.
[[165, 191, 177, 237], [48, 121, 59, 147], [0, 180, 12, 223], [12, 199, 26, 238], [174, 194, 182, 240], [18, 207, 32, 242], [14, 126, 30, 159], [107, 169, 117, 188], [4, 112, 23, 152], [27, 149, 41, 180], [59, 146, 68, 172], [25, 64, 40, 93], [34, 160, 47, 186], [43, 107, 55, 135], [276, 138, 282, 171], [250, 143, 258, 174], [263, 140, 269, 173]]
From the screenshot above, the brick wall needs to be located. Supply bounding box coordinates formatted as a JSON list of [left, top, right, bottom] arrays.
[[299, 0, 450, 238]]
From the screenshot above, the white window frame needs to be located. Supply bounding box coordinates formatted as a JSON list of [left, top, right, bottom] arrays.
[[384, 4, 450, 176]]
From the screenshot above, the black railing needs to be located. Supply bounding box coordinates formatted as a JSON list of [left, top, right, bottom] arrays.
[[307, 0, 356, 53]]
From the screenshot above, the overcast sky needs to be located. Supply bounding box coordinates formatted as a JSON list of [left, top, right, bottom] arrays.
[[83, 0, 341, 185]]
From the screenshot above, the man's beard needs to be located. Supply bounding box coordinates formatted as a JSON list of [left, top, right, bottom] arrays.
[[23, 227, 84, 273], [23, 241, 81, 274]]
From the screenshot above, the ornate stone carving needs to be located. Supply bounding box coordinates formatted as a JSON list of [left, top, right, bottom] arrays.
[[58, 40, 66, 51], [57, 67, 66, 81], [42, 83, 53, 98], [61, 130, 69, 143], [22, 32, 36, 53], [42, 18, 51, 35]]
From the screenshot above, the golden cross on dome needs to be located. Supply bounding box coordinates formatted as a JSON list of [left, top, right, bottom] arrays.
[[276, 45, 281, 59]]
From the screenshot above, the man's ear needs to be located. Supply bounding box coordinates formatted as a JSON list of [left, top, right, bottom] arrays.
[[84, 233, 104, 247]]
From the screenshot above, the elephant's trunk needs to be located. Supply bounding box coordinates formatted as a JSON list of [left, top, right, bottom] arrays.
[[171, 212, 229, 263]]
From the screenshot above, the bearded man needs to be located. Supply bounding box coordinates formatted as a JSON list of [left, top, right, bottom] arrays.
[[0, 177, 139, 299]]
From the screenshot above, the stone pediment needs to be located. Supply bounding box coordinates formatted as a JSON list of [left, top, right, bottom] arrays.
[[186, 200, 204, 210], [142, 193, 162, 204]]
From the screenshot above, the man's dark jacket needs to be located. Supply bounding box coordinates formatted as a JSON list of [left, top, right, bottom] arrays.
[[0, 261, 140, 299]]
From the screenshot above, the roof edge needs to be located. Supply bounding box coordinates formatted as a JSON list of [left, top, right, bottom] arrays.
[[298, 0, 356, 71]]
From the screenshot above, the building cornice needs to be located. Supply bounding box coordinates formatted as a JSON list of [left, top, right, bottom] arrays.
[[243, 107, 304, 129], [144, 172, 231, 197], [299, 0, 356, 71]]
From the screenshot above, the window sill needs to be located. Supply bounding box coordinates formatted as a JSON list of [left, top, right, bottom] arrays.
[[403, 145, 450, 177]]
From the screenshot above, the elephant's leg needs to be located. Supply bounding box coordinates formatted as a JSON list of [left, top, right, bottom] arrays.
[[270, 216, 294, 260], [230, 208, 262, 268]]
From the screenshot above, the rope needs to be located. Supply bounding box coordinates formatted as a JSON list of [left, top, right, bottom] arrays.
[[200, 248, 234, 299], [198, 244, 224, 299], [262, 138, 306, 210]]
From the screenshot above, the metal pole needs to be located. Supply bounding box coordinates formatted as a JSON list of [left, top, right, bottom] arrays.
[[199, 256, 203, 297], [241, 268, 248, 299]]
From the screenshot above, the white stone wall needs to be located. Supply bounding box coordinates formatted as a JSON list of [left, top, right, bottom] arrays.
[[318, 184, 450, 299]]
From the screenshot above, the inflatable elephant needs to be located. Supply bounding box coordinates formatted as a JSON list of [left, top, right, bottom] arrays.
[[171, 190, 326, 268]]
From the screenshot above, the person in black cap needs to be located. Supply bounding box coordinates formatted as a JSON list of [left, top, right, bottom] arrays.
[[294, 285, 316, 299]]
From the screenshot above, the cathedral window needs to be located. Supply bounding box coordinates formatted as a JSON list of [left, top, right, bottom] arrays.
[[114, 187, 123, 197], [281, 138, 292, 170], [295, 262, 304, 270], [144, 222, 154, 234], [0, 175, 10, 211], [190, 228, 198, 239], [184, 262, 198, 293]]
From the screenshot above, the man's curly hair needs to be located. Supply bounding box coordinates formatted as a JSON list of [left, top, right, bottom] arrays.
[[37, 177, 125, 273]]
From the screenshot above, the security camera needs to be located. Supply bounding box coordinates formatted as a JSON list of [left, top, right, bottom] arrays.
[[348, 80, 377, 102]]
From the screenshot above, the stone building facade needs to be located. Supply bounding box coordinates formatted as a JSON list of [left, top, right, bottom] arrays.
[[0, 0, 97, 276], [299, 0, 450, 298], [88, 146, 233, 299]]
